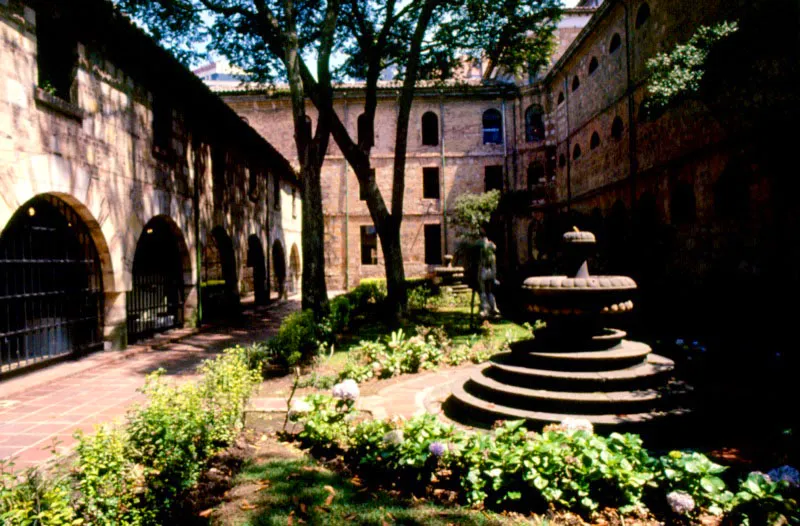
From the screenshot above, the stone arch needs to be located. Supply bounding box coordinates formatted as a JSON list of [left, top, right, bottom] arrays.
[[288, 244, 301, 296], [126, 215, 191, 341], [247, 235, 268, 305], [0, 194, 110, 370], [271, 240, 287, 300]]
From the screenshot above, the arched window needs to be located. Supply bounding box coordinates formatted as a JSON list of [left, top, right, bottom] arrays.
[[527, 162, 545, 190], [572, 76, 580, 92], [635, 3, 650, 29], [609, 33, 621, 54], [611, 116, 624, 140], [590, 131, 600, 149], [482, 109, 503, 144], [421, 111, 439, 146], [588, 57, 599, 75], [573, 144, 582, 160], [557, 92, 565, 105], [357, 113, 373, 147], [670, 182, 697, 224], [559, 154, 566, 168], [524, 105, 545, 142]]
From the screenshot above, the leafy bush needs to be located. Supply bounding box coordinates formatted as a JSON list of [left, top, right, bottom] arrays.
[[654, 450, 734, 515], [727, 471, 799, 525], [450, 190, 501, 240], [290, 394, 355, 450], [0, 463, 77, 526], [267, 309, 319, 366]]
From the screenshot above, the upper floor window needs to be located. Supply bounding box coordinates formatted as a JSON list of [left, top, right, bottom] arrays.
[[573, 144, 582, 160], [557, 92, 565, 105], [422, 111, 439, 146], [482, 109, 503, 144], [611, 116, 624, 139], [423, 167, 440, 199], [609, 33, 622, 54], [572, 76, 581, 92], [588, 57, 599, 75], [590, 132, 600, 150], [635, 3, 651, 29], [485, 165, 503, 192], [36, 11, 77, 102], [525, 105, 545, 143], [357, 113, 373, 148]]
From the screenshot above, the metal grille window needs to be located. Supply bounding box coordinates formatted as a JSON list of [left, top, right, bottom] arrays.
[[126, 219, 184, 342], [0, 196, 104, 373]]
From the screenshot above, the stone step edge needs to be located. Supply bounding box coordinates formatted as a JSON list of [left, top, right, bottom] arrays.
[[488, 354, 674, 381]]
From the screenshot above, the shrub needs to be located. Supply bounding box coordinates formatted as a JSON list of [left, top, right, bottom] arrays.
[[268, 309, 319, 366], [654, 450, 734, 515], [291, 394, 355, 450], [727, 471, 799, 525], [0, 463, 77, 526]]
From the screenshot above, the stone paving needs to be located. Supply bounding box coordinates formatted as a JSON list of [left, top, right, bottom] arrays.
[[0, 298, 300, 470]]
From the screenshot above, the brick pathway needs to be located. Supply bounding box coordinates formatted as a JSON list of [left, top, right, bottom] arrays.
[[0, 298, 300, 470]]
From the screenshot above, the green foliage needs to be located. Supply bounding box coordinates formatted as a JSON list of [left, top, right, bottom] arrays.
[[450, 190, 501, 240], [0, 463, 79, 526], [73, 426, 152, 525], [728, 472, 799, 525], [644, 21, 739, 116], [654, 450, 734, 515], [267, 310, 319, 366], [291, 394, 355, 449]]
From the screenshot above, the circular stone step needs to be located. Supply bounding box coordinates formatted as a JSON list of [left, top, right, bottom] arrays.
[[485, 354, 674, 392], [506, 340, 652, 372], [449, 380, 688, 429]]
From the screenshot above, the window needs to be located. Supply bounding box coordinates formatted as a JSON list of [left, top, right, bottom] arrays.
[[482, 109, 503, 144], [360, 225, 378, 265], [573, 144, 582, 160], [36, 11, 77, 101], [588, 57, 599, 75], [572, 76, 580, 92], [635, 3, 650, 29], [590, 132, 600, 150], [485, 165, 503, 192], [527, 162, 545, 190], [292, 188, 297, 218], [422, 111, 439, 146], [557, 92, 565, 105], [424, 224, 442, 265], [423, 167, 440, 199], [524, 105, 545, 142], [611, 116, 624, 140], [152, 96, 172, 152], [559, 154, 566, 168], [670, 182, 696, 224], [273, 174, 281, 209], [357, 113, 373, 147], [609, 33, 622, 54]]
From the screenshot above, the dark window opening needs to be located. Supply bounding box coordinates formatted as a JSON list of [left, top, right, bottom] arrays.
[[611, 116, 624, 140], [527, 162, 545, 190], [485, 165, 503, 192], [424, 224, 442, 265], [635, 3, 651, 29], [588, 57, 599, 75], [423, 167, 440, 199], [36, 11, 77, 101], [525, 105, 545, 142], [482, 109, 503, 144], [360, 225, 378, 265], [357, 113, 373, 148], [559, 154, 566, 168], [670, 182, 696, 224], [273, 174, 281, 209], [573, 144, 582, 160], [557, 92, 565, 105], [153, 96, 172, 152], [609, 33, 622, 54], [572, 76, 580, 92], [590, 132, 600, 150], [422, 111, 439, 146]]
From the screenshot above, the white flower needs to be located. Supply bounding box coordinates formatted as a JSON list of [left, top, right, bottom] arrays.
[[287, 399, 312, 419], [666, 491, 695, 515], [767, 465, 800, 488], [332, 379, 360, 401], [560, 417, 594, 434], [382, 429, 404, 446]]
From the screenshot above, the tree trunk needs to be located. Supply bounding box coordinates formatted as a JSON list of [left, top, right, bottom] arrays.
[[379, 218, 406, 321], [301, 160, 328, 313]]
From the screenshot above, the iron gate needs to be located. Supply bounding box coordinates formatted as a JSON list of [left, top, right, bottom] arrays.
[[126, 221, 184, 342], [0, 196, 104, 373]]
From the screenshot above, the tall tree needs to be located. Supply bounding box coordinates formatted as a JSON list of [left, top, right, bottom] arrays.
[[118, 0, 561, 319]]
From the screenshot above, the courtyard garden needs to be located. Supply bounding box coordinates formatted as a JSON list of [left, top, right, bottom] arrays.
[[1, 279, 797, 525]]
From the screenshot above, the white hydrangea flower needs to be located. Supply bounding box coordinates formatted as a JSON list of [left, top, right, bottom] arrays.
[[666, 491, 695, 515], [382, 429, 404, 446], [332, 379, 360, 401], [560, 417, 594, 434], [287, 399, 312, 419]]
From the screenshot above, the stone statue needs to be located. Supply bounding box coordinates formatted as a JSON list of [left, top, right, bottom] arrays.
[[476, 224, 501, 319]]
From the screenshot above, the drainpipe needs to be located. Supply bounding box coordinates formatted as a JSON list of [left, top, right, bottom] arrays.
[[623, 0, 638, 208], [342, 95, 350, 290], [439, 93, 448, 254], [564, 77, 572, 211]]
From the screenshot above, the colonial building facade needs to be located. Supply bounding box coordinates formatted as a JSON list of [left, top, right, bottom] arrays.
[[0, 0, 301, 375]]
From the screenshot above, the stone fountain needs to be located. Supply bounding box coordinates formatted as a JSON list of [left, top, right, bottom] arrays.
[[449, 230, 686, 429]]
